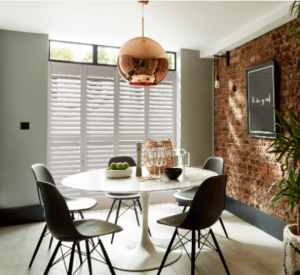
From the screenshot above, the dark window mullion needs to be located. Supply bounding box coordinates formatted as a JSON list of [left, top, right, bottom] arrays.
[[93, 45, 98, 65]]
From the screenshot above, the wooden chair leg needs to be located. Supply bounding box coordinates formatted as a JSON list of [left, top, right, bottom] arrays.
[[191, 230, 196, 275], [219, 217, 229, 238], [99, 238, 116, 275], [106, 200, 116, 222], [157, 228, 177, 275], [133, 200, 140, 226], [182, 202, 188, 213], [29, 224, 48, 268], [210, 229, 230, 275], [68, 242, 76, 275], [85, 240, 93, 275], [44, 241, 61, 275], [77, 243, 83, 264], [79, 211, 85, 219], [48, 236, 53, 249], [111, 200, 121, 244]]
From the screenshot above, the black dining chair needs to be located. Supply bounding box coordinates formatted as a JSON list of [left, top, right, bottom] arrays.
[[174, 157, 229, 238], [158, 175, 230, 275], [37, 180, 122, 275], [105, 155, 151, 243], [29, 164, 97, 268]]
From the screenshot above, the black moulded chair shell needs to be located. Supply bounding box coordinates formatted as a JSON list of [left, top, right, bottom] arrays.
[[29, 164, 97, 268], [37, 181, 122, 275], [105, 156, 151, 243], [158, 175, 230, 275], [173, 156, 229, 238]]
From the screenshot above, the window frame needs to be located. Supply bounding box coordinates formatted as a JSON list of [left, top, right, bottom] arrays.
[[48, 40, 177, 71]]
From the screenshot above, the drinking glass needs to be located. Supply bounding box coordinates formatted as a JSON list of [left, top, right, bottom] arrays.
[[162, 148, 167, 171], [156, 147, 165, 179], [152, 148, 158, 178], [145, 149, 155, 178]]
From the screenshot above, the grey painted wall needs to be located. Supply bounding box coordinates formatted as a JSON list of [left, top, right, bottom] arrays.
[[0, 30, 48, 208], [177, 49, 213, 167]]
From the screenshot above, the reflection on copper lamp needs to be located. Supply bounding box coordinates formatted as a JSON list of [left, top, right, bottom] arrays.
[[214, 51, 230, 89], [117, 1, 168, 86]]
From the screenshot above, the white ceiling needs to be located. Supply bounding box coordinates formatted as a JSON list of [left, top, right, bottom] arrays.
[[0, 1, 294, 57]]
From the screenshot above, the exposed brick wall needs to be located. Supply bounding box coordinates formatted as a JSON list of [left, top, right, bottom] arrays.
[[214, 20, 300, 224]]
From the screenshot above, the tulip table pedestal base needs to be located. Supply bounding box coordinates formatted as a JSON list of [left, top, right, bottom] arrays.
[[109, 191, 182, 272]]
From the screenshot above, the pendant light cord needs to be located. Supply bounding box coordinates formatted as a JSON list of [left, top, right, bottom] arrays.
[[142, 4, 144, 38], [215, 57, 218, 78]]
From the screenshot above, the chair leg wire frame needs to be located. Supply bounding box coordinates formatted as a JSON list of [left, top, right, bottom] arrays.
[[107, 198, 151, 244], [29, 211, 85, 268], [44, 238, 116, 275], [157, 228, 230, 275], [182, 202, 229, 239]]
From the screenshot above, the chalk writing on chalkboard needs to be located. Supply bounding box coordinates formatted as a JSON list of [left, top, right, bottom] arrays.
[[246, 61, 277, 139], [251, 93, 270, 106]]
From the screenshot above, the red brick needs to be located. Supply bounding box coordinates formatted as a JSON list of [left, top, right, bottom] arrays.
[[214, 18, 299, 225]]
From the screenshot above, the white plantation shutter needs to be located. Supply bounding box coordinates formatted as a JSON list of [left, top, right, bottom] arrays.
[[48, 63, 177, 204], [85, 66, 116, 171], [81, 67, 117, 201], [119, 79, 146, 161], [48, 63, 82, 197], [148, 72, 176, 142]]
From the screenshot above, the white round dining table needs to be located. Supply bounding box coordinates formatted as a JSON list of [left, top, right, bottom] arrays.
[[61, 166, 217, 272]]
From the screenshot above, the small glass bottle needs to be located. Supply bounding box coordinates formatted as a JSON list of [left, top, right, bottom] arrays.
[[136, 142, 143, 177]]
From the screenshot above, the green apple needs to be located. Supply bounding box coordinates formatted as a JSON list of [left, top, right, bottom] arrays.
[[117, 163, 125, 170], [110, 162, 117, 170]]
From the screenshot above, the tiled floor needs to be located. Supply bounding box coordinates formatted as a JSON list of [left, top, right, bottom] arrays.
[[0, 203, 284, 275]]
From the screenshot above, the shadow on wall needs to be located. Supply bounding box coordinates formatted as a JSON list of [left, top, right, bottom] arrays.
[[214, 19, 300, 224]]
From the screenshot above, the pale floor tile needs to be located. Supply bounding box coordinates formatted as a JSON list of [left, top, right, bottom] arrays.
[[0, 203, 283, 275]]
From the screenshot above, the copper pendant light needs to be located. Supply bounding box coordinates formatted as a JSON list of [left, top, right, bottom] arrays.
[[117, 1, 168, 86]]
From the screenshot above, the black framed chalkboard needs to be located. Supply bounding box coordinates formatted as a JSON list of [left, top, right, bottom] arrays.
[[246, 61, 279, 139]]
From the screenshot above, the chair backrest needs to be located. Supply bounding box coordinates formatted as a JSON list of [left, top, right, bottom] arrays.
[[31, 164, 56, 207], [36, 181, 81, 242], [179, 175, 227, 230], [108, 156, 136, 167], [203, 157, 224, 175], [31, 164, 56, 185]]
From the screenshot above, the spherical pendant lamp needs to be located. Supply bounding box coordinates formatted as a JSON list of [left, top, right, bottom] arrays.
[[117, 1, 168, 86]]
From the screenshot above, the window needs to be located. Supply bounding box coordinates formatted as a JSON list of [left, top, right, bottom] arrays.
[[167, 53, 176, 70], [49, 40, 176, 70], [50, 41, 93, 63], [97, 46, 119, 65], [48, 62, 177, 204]]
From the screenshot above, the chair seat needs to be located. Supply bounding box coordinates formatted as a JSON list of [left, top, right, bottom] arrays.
[[157, 212, 188, 228], [74, 219, 123, 241], [64, 196, 97, 212], [173, 187, 198, 202], [105, 192, 140, 200]]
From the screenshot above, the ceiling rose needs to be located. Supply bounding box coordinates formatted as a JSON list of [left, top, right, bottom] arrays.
[[117, 1, 168, 86]]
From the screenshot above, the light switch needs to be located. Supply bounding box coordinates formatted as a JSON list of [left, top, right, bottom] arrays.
[[20, 122, 30, 130]]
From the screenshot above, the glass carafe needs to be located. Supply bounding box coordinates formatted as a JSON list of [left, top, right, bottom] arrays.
[[171, 149, 190, 174]]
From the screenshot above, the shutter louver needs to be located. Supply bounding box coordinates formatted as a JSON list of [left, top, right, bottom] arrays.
[[85, 73, 115, 171], [119, 79, 146, 161], [148, 73, 176, 142], [48, 63, 82, 197]]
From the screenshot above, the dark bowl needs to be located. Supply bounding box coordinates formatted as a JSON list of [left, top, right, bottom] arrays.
[[164, 168, 183, 180]]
